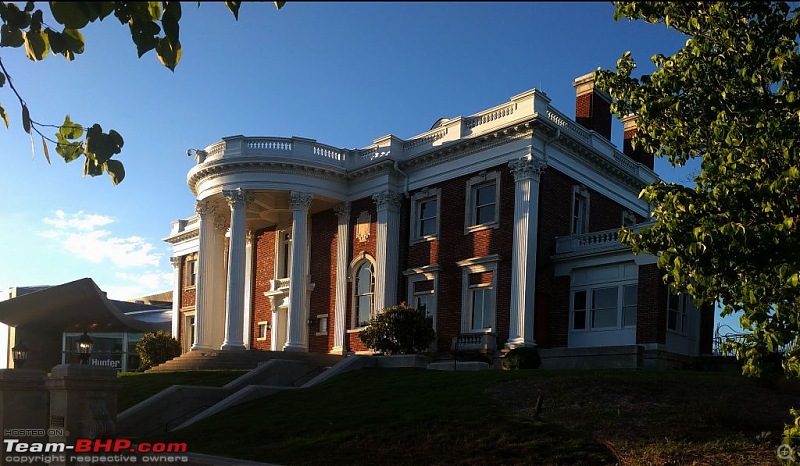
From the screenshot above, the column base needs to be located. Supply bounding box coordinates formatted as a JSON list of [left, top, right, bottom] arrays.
[[330, 346, 346, 355], [283, 343, 309, 353], [220, 343, 247, 351], [504, 339, 537, 350], [190, 344, 214, 351]]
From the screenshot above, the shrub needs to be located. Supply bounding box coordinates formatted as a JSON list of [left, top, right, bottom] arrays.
[[359, 303, 436, 355], [502, 346, 542, 370], [135, 331, 181, 371]]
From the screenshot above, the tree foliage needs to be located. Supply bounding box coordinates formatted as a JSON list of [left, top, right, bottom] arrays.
[[134, 330, 180, 371], [359, 303, 436, 355], [596, 1, 800, 452], [0, 1, 284, 184]]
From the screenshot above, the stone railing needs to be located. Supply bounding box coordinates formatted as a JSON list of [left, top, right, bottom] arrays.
[[465, 102, 516, 130], [270, 278, 291, 291], [545, 106, 591, 144], [555, 227, 624, 254]]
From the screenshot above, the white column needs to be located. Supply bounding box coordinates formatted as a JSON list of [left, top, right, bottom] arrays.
[[242, 230, 254, 349], [373, 191, 402, 311], [192, 200, 215, 351], [506, 155, 546, 349], [284, 192, 312, 352], [169, 256, 181, 342], [221, 188, 252, 351], [209, 213, 228, 348], [332, 202, 351, 354]]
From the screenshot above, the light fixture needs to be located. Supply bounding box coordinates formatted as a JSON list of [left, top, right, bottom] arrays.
[[11, 342, 28, 368], [76, 331, 94, 365]]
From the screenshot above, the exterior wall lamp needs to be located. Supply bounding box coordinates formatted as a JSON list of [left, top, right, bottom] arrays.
[[76, 331, 94, 365], [11, 342, 28, 368]]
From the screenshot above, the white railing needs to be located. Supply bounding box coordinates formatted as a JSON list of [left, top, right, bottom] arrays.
[[270, 278, 291, 291], [466, 103, 516, 129], [205, 141, 226, 161], [555, 227, 624, 254], [247, 138, 293, 152], [546, 106, 591, 144], [403, 127, 448, 151], [313, 144, 345, 161]]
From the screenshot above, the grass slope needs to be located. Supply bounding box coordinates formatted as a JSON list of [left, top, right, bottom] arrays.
[[144, 368, 799, 465]]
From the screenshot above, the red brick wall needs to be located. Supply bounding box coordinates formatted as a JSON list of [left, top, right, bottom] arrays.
[[576, 92, 612, 140], [636, 263, 667, 344], [623, 128, 655, 170], [404, 164, 515, 352], [548, 276, 571, 347], [345, 197, 378, 352], [309, 208, 338, 353], [251, 227, 277, 350]]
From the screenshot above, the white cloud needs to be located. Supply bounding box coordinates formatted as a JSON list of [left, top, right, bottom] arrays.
[[42, 210, 162, 268], [105, 271, 174, 300]]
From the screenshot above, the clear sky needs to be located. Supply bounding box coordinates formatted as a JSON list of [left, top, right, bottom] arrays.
[[0, 2, 738, 331]]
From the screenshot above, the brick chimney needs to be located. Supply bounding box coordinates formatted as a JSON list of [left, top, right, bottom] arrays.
[[621, 114, 654, 170], [573, 72, 612, 140]]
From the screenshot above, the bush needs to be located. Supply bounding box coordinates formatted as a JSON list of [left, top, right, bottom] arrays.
[[359, 303, 436, 355], [135, 331, 181, 371], [502, 346, 542, 370]]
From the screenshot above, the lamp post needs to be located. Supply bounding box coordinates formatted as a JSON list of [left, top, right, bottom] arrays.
[[76, 331, 93, 365], [11, 342, 28, 368]]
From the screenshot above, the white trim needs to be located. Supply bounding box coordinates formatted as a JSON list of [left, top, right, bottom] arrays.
[[409, 188, 442, 244], [458, 255, 500, 333], [256, 321, 269, 341], [464, 170, 501, 234], [406, 269, 439, 332]]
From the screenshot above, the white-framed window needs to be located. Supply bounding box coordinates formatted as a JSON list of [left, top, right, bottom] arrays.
[[351, 254, 377, 328], [404, 265, 440, 333], [457, 255, 499, 333], [410, 188, 441, 243], [275, 229, 293, 279], [571, 283, 637, 331], [622, 210, 637, 228], [465, 171, 501, 233], [185, 254, 198, 287], [182, 311, 196, 351], [257, 321, 269, 341], [667, 289, 690, 334], [316, 314, 329, 336], [571, 185, 590, 235]]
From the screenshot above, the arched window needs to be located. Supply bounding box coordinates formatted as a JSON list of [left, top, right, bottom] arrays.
[[353, 259, 375, 328]]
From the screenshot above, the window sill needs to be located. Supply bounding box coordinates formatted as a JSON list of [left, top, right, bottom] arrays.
[[410, 234, 438, 246], [464, 222, 499, 235], [256, 337, 267, 341], [315, 332, 328, 336], [184, 285, 197, 291], [347, 328, 365, 334]]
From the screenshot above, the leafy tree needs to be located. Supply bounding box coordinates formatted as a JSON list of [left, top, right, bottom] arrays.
[[595, 1, 800, 453], [135, 330, 180, 371], [0, 1, 284, 184], [359, 303, 436, 355]]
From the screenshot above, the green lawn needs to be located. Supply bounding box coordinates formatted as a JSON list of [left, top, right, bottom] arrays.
[[117, 370, 247, 412], [141, 368, 799, 465]]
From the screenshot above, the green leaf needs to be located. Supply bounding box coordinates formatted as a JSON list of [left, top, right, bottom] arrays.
[[105, 159, 125, 185], [225, 1, 241, 20], [21, 104, 30, 134], [83, 155, 103, 177], [155, 37, 181, 70], [49, 2, 90, 29], [24, 29, 49, 61], [85, 123, 123, 164], [62, 28, 85, 54], [45, 28, 66, 55], [147, 1, 162, 21], [0, 104, 8, 128], [59, 115, 83, 140], [274, 1, 285, 10], [1, 25, 25, 48], [42, 135, 50, 165]]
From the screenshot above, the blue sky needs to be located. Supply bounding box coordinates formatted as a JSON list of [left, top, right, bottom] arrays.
[[0, 2, 736, 330]]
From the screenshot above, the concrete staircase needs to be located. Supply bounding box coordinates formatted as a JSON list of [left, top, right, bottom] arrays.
[[147, 349, 343, 372]]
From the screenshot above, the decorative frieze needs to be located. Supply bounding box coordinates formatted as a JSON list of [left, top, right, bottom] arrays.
[[355, 211, 371, 243]]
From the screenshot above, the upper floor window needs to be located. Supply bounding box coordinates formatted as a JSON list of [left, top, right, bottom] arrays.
[[667, 289, 690, 334], [276, 230, 292, 279], [571, 185, 590, 235], [410, 188, 441, 243], [352, 257, 376, 328], [465, 171, 500, 233], [185, 255, 198, 287], [622, 210, 637, 228]]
